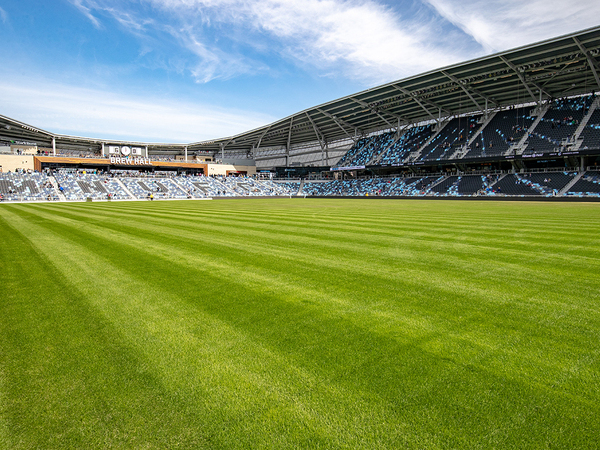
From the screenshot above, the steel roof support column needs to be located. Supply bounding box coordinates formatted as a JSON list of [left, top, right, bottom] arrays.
[[305, 112, 325, 150], [184, 146, 188, 162], [316, 108, 360, 141], [286, 117, 293, 167], [573, 37, 600, 91], [349, 97, 401, 129], [499, 56, 549, 103], [101, 142, 105, 157], [441, 71, 482, 111], [52, 137, 56, 156], [255, 126, 271, 150], [392, 85, 446, 122], [441, 71, 498, 110]]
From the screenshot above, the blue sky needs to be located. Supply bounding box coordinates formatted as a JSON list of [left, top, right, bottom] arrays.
[[1, 0, 599, 143]]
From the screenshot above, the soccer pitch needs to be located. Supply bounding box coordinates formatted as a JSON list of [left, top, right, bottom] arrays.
[[1, 199, 599, 448]]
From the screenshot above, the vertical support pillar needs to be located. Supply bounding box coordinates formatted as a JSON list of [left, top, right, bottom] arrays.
[[145, 146, 148, 158], [581, 156, 585, 171], [101, 142, 105, 157], [220, 143, 225, 162], [185, 146, 188, 162], [52, 137, 56, 156]]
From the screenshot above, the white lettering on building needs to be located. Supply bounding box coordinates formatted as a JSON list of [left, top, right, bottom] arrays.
[[109, 157, 151, 165]]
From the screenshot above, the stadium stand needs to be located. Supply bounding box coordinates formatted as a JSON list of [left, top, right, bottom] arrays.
[[336, 132, 396, 167], [467, 108, 534, 158], [566, 171, 600, 196], [457, 175, 487, 195], [54, 172, 130, 200], [489, 174, 542, 196], [3, 168, 600, 202], [517, 171, 578, 196], [525, 95, 594, 154], [380, 125, 435, 165], [272, 181, 300, 195], [419, 116, 481, 162], [121, 177, 188, 199], [0, 172, 59, 201], [579, 109, 600, 150]]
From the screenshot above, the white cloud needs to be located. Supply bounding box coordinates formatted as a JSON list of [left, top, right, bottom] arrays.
[[0, 79, 275, 143], [65, 0, 600, 86], [69, 0, 472, 84], [69, 0, 102, 28], [424, 0, 600, 52], [239, 0, 460, 83], [0, 6, 8, 23]]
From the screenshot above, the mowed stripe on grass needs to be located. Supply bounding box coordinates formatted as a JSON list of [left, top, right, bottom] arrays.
[[1, 199, 599, 448]]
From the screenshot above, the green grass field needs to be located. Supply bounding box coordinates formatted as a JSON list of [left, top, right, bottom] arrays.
[[1, 198, 599, 449]]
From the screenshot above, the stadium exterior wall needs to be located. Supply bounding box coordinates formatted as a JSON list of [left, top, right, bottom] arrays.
[[0, 154, 35, 172]]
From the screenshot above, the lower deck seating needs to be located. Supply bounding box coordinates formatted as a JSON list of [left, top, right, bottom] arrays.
[[55, 173, 129, 200], [272, 182, 300, 195], [3, 171, 600, 201], [517, 172, 577, 195], [457, 176, 486, 195], [0, 172, 59, 201], [492, 175, 541, 196], [567, 171, 600, 196]]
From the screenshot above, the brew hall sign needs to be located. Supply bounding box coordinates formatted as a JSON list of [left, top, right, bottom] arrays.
[[108, 146, 151, 165]]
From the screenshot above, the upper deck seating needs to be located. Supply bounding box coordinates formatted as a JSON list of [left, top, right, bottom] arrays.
[[526, 95, 593, 153], [336, 132, 396, 167], [380, 125, 435, 165], [467, 108, 534, 158], [419, 116, 481, 162], [579, 109, 600, 150]]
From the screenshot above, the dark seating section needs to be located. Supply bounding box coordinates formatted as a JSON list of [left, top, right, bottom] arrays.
[[467, 108, 534, 158], [492, 174, 541, 196], [330, 95, 598, 166], [579, 109, 600, 150], [518, 172, 578, 195], [427, 175, 488, 196], [419, 116, 481, 161], [526, 95, 594, 153], [429, 176, 459, 194], [457, 175, 486, 195], [380, 125, 435, 165], [567, 171, 600, 196]]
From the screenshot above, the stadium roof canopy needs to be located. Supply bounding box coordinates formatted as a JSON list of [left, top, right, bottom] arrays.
[[2, 25, 600, 156]]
